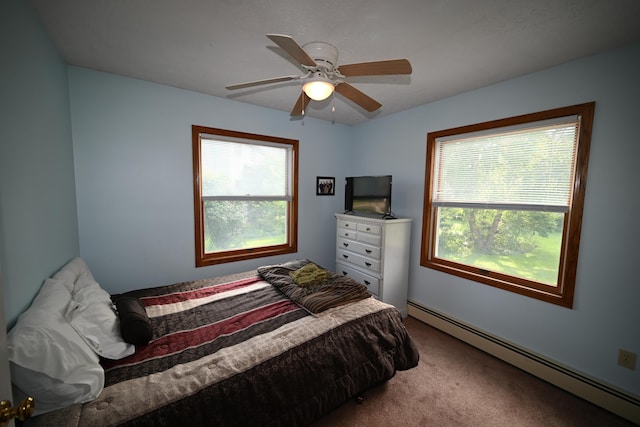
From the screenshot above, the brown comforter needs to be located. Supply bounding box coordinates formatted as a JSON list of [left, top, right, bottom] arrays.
[[257, 259, 372, 313], [26, 264, 419, 427]]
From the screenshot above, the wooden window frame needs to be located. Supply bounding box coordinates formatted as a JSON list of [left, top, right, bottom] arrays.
[[192, 125, 298, 267], [420, 102, 595, 307]]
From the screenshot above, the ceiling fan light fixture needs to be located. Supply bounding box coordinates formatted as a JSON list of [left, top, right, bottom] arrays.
[[302, 76, 334, 101]]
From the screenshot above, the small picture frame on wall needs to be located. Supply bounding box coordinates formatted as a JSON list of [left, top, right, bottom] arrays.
[[316, 176, 335, 196]]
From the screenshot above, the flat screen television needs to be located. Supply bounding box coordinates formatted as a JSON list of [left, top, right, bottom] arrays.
[[344, 175, 393, 218]]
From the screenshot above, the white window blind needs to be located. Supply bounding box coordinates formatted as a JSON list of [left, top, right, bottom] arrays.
[[200, 136, 291, 200], [433, 116, 579, 212]]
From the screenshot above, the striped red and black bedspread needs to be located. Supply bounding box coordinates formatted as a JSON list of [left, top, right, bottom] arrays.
[[27, 268, 419, 427]]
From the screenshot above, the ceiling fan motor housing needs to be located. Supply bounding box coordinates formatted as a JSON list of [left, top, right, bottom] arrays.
[[302, 41, 339, 71]]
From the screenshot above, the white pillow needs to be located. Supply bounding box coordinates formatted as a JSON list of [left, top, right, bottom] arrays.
[[7, 278, 104, 416], [65, 284, 135, 360], [54, 257, 135, 360], [52, 257, 96, 292]]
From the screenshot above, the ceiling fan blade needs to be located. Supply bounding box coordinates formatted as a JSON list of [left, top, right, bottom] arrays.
[[338, 59, 412, 77], [290, 92, 310, 116], [267, 34, 317, 67], [335, 83, 382, 112], [226, 75, 299, 90]]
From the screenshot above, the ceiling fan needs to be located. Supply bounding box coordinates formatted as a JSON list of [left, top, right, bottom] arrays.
[[225, 34, 412, 116]]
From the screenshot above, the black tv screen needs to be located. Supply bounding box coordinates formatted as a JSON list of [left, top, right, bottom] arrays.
[[345, 175, 392, 217]]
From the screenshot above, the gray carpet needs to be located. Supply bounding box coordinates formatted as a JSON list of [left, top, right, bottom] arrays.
[[313, 316, 635, 426]]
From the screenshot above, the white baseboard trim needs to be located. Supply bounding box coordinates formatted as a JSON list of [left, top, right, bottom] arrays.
[[407, 300, 640, 425]]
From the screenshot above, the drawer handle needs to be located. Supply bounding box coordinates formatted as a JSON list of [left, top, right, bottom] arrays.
[[343, 254, 349, 259], [365, 249, 372, 254], [366, 227, 371, 231], [365, 262, 371, 267], [344, 233, 350, 237], [345, 224, 350, 227], [342, 271, 348, 276], [364, 280, 370, 285], [343, 243, 349, 247]]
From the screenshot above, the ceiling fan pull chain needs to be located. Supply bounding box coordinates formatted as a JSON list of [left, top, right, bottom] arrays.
[[331, 92, 335, 122]]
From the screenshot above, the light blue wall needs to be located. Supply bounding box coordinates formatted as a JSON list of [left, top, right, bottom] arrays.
[[68, 68, 352, 294], [352, 42, 640, 396], [0, 0, 79, 327]]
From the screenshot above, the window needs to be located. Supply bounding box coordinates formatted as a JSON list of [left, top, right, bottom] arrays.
[[192, 126, 298, 266], [420, 103, 594, 307]]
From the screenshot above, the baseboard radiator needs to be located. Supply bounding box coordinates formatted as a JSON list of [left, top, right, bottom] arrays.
[[407, 300, 640, 425]]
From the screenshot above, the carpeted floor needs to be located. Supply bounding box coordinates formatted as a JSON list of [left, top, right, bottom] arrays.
[[312, 316, 636, 426]]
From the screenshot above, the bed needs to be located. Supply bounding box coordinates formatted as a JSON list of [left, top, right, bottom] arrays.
[[8, 258, 419, 427]]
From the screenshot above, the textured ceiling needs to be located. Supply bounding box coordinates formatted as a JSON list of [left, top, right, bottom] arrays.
[[27, 0, 640, 125]]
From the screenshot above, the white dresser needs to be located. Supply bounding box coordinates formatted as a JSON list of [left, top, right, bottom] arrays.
[[335, 213, 412, 317]]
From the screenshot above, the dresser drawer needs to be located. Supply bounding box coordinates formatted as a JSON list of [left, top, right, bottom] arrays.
[[337, 219, 359, 231], [336, 261, 380, 296], [337, 249, 381, 273], [337, 227, 357, 240], [357, 232, 381, 246], [337, 238, 381, 259], [357, 223, 381, 235]]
